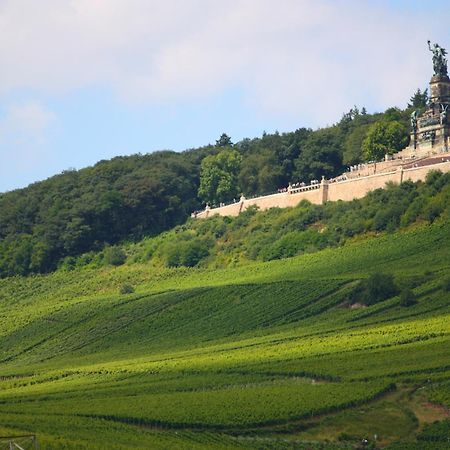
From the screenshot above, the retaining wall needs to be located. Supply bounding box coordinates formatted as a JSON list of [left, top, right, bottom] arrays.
[[195, 160, 450, 219]]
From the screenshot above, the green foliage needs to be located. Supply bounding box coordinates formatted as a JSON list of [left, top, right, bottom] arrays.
[[159, 238, 210, 267], [238, 148, 283, 195], [0, 152, 200, 276], [362, 120, 409, 161], [119, 283, 135, 295], [343, 124, 371, 165], [198, 148, 242, 205], [215, 133, 233, 147], [408, 88, 428, 108], [259, 229, 330, 261], [293, 127, 344, 182], [103, 246, 127, 266], [348, 272, 398, 306]]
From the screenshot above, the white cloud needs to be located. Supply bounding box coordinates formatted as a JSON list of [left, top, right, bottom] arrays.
[[0, 1, 448, 125]]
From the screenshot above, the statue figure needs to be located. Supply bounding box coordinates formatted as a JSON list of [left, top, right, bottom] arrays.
[[410, 110, 418, 132], [428, 40, 448, 77], [440, 104, 448, 125]]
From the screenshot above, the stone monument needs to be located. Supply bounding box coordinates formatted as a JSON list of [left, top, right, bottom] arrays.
[[409, 41, 449, 154]]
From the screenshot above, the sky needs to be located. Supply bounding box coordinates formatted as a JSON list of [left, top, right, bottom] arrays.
[[1, 0, 450, 193]]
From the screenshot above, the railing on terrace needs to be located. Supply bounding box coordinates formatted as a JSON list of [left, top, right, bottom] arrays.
[[289, 183, 321, 194]]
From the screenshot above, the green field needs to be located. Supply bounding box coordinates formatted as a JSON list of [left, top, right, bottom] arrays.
[[0, 222, 449, 448]]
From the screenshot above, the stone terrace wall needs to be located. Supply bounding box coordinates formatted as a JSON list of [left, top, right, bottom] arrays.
[[195, 159, 450, 219], [326, 170, 402, 202], [196, 186, 323, 219]]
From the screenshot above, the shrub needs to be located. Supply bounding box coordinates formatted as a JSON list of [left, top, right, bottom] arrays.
[[424, 198, 444, 223], [259, 229, 330, 261], [59, 256, 77, 271], [103, 246, 127, 266], [159, 239, 210, 267], [373, 206, 402, 231], [179, 240, 210, 267], [400, 196, 427, 227], [349, 273, 398, 306], [425, 169, 445, 193], [119, 283, 134, 295]]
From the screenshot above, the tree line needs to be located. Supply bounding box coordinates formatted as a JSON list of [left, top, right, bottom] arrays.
[[0, 90, 426, 277]]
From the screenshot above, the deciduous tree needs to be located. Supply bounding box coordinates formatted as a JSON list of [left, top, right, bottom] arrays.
[[362, 121, 408, 161], [198, 149, 242, 205]]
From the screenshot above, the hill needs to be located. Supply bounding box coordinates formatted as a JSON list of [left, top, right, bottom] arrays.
[[0, 105, 412, 277], [0, 217, 449, 448]]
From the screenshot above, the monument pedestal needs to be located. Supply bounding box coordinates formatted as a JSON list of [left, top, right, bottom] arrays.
[[429, 75, 450, 104], [408, 74, 450, 156]]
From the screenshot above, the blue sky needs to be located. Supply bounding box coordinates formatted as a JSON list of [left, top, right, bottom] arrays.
[[1, 0, 450, 192]]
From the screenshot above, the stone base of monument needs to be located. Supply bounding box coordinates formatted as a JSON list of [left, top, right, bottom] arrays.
[[430, 74, 450, 103], [408, 72, 450, 158]]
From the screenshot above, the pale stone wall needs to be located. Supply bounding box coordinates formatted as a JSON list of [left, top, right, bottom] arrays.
[[194, 159, 450, 219], [244, 187, 322, 209], [195, 187, 323, 218], [326, 170, 400, 202], [196, 202, 242, 218]]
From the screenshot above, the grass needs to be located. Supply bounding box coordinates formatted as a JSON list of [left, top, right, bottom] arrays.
[[0, 221, 449, 448]]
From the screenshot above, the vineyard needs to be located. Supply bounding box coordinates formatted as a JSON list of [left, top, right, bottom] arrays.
[[0, 222, 449, 448]]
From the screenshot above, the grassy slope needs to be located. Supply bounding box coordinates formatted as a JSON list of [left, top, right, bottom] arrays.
[[0, 222, 449, 448]]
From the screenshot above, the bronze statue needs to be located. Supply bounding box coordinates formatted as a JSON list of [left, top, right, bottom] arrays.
[[428, 40, 448, 77]]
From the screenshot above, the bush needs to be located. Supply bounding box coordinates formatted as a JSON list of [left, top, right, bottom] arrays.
[[119, 283, 134, 295], [59, 256, 77, 271], [373, 206, 402, 231], [160, 239, 210, 267], [103, 246, 127, 266], [424, 199, 444, 223], [259, 229, 330, 261], [349, 273, 398, 306], [399, 288, 417, 307], [425, 170, 445, 192]]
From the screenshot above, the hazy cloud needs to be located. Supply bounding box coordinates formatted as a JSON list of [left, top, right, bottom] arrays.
[[0, 1, 448, 126], [0, 102, 57, 174]]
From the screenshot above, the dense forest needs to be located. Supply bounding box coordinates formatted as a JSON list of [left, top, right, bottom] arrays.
[[0, 91, 427, 277]]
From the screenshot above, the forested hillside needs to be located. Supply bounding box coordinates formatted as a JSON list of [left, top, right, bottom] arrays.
[[0, 97, 423, 277], [61, 170, 450, 273]]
